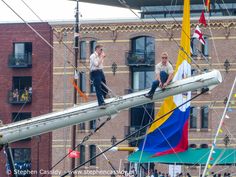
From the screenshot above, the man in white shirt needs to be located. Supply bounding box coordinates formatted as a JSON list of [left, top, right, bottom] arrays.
[[145, 52, 174, 99], [90, 44, 108, 108]]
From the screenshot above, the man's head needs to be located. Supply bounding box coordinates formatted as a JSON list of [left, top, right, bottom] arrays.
[[161, 52, 168, 65], [95, 44, 103, 56]]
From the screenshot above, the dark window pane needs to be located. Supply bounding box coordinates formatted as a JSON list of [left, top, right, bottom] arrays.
[[80, 41, 86, 60], [12, 148, 31, 163], [89, 145, 96, 165], [79, 72, 86, 92], [131, 103, 154, 127], [79, 123, 85, 130], [11, 77, 32, 103], [13, 42, 32, 63], [13, 76, 32, 90], [129, 36, 155, 66], [90, 41, 96, 54], [191, 38, 198, 56], [190, 107, 197, 128], [12, 112, 31, 122], [202, 36, 209, 56], [89, 120, 96, 130], [79, 145, 85, 165], [132, 70, 154, 91], [201, 106, 209, 128]]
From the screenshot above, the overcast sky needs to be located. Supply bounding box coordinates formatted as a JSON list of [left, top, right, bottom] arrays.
[[0, 0, 139, 22]]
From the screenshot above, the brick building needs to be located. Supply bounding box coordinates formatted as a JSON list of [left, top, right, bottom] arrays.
[[51, 15, 236, 176], [0, 23, 53, 177]]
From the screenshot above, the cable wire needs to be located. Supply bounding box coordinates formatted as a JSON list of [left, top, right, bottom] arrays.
[[41, 116, 112, 177], [60, 88, 209, 177]]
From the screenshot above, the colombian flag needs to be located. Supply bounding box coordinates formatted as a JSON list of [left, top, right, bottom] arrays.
[[139, 0, 191, 156]]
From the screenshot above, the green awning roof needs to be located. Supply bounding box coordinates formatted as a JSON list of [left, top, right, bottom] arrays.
[[128, 148, 236, 165]]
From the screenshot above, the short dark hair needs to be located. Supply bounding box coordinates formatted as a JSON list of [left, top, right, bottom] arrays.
[[95, 44, 103, 50]]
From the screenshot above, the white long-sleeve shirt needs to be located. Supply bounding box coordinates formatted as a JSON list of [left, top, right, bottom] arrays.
[[90, 51, 104, 71]]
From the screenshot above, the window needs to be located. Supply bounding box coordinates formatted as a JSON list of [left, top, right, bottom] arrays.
[[89, 120, 96, 130], [90, 40, 96, 54], [191, 36, 209, 57], [190, 107, 197, 129], [201, 106, 209, 128], [80, 41, 86, 60], [79, 123, 85, 131], [79, 72, 86, 92], [89, 145, 96, 165], [14, 42, 32, 60], [201, 36, 209, 56], [128, 36, 155, 65], [130, 103, 154, 127], [191, 38, 198, 56], [132, 70, 155, 91], [10, 76, 32, 104], [13, 76, 32, 90], [12, 148, 31, 163], [79, 145, 85, 165], [12, 112, 31, 122]]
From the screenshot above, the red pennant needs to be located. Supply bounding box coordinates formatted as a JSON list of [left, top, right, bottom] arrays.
[[68, 149, 80, 158], [199, 11, 207, 27]]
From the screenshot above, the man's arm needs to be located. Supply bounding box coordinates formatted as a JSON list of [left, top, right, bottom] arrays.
[[162, 73, 173, 88], [163, 63, 174, 88], [155, 64, 163, 87], [156, 73, 163, 87], [92, 54, 104, 67]]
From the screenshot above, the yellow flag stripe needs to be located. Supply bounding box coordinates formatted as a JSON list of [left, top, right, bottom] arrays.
[[148, 0, 190, 133]]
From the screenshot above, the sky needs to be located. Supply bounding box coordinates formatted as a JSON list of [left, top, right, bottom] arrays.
[[0, 0, 139, 22]]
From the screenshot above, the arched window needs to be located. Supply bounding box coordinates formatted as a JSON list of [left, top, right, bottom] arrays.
[[127, 36, 155, 66], [89, 145, 96, 165]]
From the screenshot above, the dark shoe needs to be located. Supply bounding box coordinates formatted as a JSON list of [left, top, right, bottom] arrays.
[[144, 93, 153, 99], [99, 102, 106, 109]]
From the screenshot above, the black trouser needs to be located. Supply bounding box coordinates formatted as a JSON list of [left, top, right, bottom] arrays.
[[91, 70, 108, 106]]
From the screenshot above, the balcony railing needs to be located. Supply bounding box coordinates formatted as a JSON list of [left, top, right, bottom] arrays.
[[126, 51, 155, 66], [8, 89, 32, 104], [8, 53, 32, 68]]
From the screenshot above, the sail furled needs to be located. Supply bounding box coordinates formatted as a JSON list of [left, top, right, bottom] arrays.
[[139, 0, 191, 156]]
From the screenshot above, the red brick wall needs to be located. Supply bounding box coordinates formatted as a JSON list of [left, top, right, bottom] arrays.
[[0, 23, 53, 177]]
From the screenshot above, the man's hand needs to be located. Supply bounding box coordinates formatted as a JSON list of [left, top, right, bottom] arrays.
[[159, 82, 163, 88], [162, 82, 168, 88], [101, 51, 106, 58]]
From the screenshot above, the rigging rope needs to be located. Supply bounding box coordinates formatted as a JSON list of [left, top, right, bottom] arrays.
[[41, 116, 112, 177], [60, 88, 209, 177]]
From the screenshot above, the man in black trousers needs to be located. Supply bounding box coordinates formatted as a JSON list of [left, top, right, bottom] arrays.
[[90, 44, 108, 108]]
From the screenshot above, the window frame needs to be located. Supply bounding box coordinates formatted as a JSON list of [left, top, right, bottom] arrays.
[[89, 145, 96, 166], [80, 41, 86, 60], [201, 105, 209, 129]]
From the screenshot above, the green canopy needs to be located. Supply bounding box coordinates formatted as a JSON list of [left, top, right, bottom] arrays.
[[128, 148, 236, 165]]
